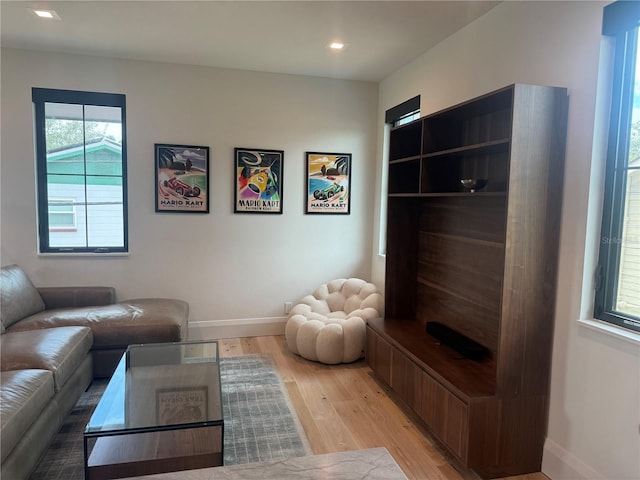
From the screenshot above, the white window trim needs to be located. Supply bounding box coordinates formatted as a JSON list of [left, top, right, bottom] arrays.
[[48, 197, 77, 231], [577, 318, 640, 346]]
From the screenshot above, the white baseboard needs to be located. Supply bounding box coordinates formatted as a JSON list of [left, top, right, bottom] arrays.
[[188, 317, 287, 340], [542, 438, 604, 480]]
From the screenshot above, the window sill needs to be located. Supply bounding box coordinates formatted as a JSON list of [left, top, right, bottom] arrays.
[[577, 318, 640, 346], [38, 252, 130, 258]]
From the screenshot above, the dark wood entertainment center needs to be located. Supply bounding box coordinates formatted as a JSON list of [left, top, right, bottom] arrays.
[[366, 84, 568, 478]]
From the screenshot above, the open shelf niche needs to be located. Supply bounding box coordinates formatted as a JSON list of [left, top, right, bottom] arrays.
[[367, 84, 568, 478]]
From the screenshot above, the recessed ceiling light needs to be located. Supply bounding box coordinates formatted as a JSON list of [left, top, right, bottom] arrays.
[[329, 42, 345, 50], [33, 9, 61, 20]]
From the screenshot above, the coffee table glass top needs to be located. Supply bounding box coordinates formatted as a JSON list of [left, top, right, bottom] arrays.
[[85, 340, 223, 435]]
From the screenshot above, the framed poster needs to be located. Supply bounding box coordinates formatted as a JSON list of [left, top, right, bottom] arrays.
[[155, 144, 209, 213], [234, 148, 284, 214], [156, 386, 208, 425], [305, 152, 351, 214]]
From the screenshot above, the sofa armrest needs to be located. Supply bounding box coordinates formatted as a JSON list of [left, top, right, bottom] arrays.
[[37, 287, 116, 309]]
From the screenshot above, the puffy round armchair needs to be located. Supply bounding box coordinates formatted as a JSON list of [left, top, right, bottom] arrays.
[[285, 278, 384, 364]]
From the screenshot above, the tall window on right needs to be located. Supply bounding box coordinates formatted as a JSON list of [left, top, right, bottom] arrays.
[[595, 1, 640, 333]]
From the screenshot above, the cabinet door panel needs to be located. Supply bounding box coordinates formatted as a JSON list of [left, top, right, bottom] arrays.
[[444, 393, 469, 461], [366, 328, 392, 385], [420, 371, 446, 437], [365, 327, 377, 370], [421, 371, 469, 462], [391, 348, 423, 412]]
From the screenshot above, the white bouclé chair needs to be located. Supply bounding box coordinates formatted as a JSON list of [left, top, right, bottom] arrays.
[[285, 278, 384, 364]]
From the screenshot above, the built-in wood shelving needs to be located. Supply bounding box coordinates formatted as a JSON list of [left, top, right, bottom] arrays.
[[367, 84, 568, 478]]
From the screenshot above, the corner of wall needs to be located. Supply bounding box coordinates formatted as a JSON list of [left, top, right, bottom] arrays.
[[543, 438, 604, 480]]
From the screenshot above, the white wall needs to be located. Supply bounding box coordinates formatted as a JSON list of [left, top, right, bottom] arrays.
[[373, 2, 639, 479], [1, 48, 379, 331], [3, 3, 639, 478]]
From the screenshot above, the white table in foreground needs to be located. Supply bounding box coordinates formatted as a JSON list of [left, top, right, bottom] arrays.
[[119, 447, 408, 480]]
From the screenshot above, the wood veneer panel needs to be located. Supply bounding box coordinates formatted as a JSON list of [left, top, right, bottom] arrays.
[[415, 196, 506, 353], [497, 85, 567, 397], [416, 283, 499, 354], [367, 318, 495, 398], [385, 197, 420, 319], [391, 347, 423, 413], [467, 399, 500, 470], [420, 157, 463, 193], [420, 370, 446, 436], [460, 108, 513, 146], [365, 327, 377, 374], [389, 159, 421, 194], [496, 395, 548, 476], [372, 329, 471, 464], [366, 328, 392, 386], [390, 120, 422, 161], [468, 396, 548, 478], [443, 392, 469, 462], [418, 232, 503, 312], [419, 196, 507, 244], [422, 87, 513, 154], [419, 371, 471, 463], [87, 427, 222, 480]]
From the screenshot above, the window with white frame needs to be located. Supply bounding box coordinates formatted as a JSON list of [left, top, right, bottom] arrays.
[[33, 88, 128, 253], [595, 1, 640, 333], [48, 197, 76, 231]]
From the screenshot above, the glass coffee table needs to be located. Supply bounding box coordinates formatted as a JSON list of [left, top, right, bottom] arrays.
[[84, 341, 223, 480]]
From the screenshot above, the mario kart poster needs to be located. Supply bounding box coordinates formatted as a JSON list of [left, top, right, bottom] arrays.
[[305, 152, 351, 214], [155, 144, 209, 213], [234, 148, 283, 214]]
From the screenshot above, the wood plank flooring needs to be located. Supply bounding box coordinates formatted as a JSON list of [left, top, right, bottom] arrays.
[[218, 335, 548, 480]]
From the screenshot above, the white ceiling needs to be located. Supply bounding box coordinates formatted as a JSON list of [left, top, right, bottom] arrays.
[[0, 1, 499, 82]]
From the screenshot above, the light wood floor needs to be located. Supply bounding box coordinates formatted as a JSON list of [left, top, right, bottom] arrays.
[[218, 335, 548, 480]]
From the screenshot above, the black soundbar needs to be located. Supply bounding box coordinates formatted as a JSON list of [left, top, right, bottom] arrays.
[[425, 321, 490, 361]]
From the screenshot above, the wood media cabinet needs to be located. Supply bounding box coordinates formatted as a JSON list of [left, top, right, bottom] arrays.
[[366, 84, 568, 478]]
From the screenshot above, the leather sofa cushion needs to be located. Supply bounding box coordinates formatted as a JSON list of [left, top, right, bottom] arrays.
[[38, 286, 116, 309], [7, 298, 188, 348], [0, 369, 55, 463], [0, 326, 93, 392], [0, 265, 45, 329]]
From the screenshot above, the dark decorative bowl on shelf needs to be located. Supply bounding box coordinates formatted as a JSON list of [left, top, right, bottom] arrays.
[[460, 178, 488, 193]]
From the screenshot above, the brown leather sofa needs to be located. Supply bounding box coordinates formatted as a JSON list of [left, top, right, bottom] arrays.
[[0, 264, 189, 480]]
